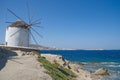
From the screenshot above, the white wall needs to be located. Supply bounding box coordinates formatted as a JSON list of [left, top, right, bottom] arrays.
[[5, 27, 29, 47]]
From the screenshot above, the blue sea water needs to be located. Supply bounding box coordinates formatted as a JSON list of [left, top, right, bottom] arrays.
[[41, 50, 120, 62], [41, 50, 120, 80]]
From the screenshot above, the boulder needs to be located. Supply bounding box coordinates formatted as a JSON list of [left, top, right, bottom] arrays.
[[94, 68, 110, 76], [41, 54, 66, 66]]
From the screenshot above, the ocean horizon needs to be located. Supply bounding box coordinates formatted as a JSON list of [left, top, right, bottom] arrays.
[[41, 50, 120, 80]]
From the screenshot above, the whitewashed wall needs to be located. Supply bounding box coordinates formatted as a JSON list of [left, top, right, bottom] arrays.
[[5, 27, 29, 47]]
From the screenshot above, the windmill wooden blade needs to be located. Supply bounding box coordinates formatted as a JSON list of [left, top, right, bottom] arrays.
[[7, 8, 27, 24], [31, 22, 41, 26], [10, 28, 22, 37], [32, 25, 44, 28], [26, 0, 31, 24], [30, 29, 38, 45], [5, 21, 14, 23], [32, 19, 41, 24], [30, 16, 34, 23], [30, 27, 43, 38]]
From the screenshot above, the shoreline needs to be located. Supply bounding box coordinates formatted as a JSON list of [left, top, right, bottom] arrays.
[[41, 54, 102, 80]]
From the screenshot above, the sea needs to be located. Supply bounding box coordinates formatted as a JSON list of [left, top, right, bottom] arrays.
[[41, 50, 120, 80]]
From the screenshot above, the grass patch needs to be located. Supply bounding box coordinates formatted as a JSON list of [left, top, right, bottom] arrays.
[[38, 56, 76, 80], [58, 66, 76, 77]]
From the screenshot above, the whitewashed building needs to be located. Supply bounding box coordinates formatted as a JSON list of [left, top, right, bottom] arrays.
[[5, 20, 29, 47]]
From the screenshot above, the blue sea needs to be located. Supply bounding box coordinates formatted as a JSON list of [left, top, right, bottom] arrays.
[[41, 50, 120, 80]]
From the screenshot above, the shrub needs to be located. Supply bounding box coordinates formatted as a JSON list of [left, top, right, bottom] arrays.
[[38, 56, 76, 80]]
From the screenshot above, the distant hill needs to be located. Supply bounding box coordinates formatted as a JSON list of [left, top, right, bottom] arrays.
[[29, 44, 59, 50]]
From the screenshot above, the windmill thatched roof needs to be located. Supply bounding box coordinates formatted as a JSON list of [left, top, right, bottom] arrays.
[[9, 20, 27, 27]]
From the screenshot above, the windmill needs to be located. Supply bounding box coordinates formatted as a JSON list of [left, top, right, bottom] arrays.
[[5, 7, 42, 48]]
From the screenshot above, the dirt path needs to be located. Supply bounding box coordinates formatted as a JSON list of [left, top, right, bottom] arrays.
[[0, 51, 52, 80]]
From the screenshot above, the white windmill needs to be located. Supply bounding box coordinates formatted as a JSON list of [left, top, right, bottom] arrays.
[[5, 8, 42, 48]]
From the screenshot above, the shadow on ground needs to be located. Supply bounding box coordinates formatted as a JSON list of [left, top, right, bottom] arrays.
[[0, 48, 17, 70]]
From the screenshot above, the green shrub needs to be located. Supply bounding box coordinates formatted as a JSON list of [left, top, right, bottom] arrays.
[[38, 57, 76, 80]]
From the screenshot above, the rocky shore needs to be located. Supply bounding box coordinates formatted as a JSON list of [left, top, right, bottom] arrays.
[[0, 48, 108, 80], [41, 54, 102, 80]]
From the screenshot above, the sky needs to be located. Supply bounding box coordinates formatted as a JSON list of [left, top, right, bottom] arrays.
[[0, 0, 120, 49]]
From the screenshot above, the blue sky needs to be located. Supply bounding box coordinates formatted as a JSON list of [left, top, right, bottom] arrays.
[[0, 0, 120, 49]]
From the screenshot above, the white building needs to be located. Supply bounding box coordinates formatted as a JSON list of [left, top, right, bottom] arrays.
[[5, 20, 29, 47]]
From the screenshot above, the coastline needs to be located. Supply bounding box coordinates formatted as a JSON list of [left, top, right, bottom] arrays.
[[41, 54, 102, 80], [0, 48, 109, 80], [41, 50, 120, 80]]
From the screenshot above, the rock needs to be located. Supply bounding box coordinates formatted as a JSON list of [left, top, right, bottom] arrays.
[[94, 68, 110, 76], [41, 54, 66, 66]]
